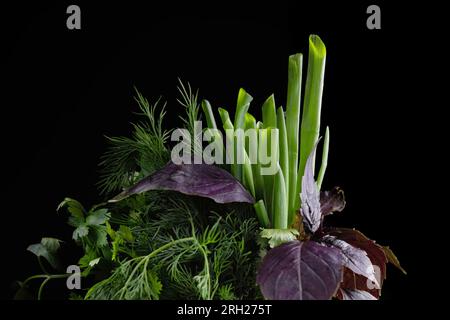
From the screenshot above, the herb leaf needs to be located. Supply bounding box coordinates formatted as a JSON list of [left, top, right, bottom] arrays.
[[86, 209, 110, 226], [73, 225, 89, 240], [57, 198, 85, 219], [300, 143, 321, 233], [27, 237, 62, 270], [321, 235, 379, 288], [325, 228, 388, 298], [260, 229, 299, 248], [110, 162, 255, 204], [257, 240, 344, 300]]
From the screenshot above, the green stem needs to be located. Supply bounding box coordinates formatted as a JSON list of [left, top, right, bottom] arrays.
[[22, 273, 71, 300], [317, 126, 329, 190], [37, 277, 51, 300], [196, 242, 212, 300], [91, 202, 108, 211], [259, 128, 277, 222], [286, 53, 303, 222], [219, 108, 237, 177], [254, 200, 270, 228], [261, 95, 277, 220], [203, 100, 224, 164], [246, 114, 264, 200], [22, 274, 49, 287], [262, 95, 277, 129], [273, 164, 288, 229], [242, 149, 256, 197], [233, 89, 253, 182], [296, 34, 326, 212], [277, 106, 290, 222], [201, 100, 217, 129]]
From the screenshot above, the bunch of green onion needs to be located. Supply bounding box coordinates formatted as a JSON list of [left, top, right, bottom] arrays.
[[202, 34, 329, 230]]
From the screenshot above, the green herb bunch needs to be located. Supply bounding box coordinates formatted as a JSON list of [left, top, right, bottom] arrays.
[[16, 83, 261, 300], [16, 35, 403, 300]]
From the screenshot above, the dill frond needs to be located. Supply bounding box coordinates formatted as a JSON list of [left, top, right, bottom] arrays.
[[97, 90, 170, 195]]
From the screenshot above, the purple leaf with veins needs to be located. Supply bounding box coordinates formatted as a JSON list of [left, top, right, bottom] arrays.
[[300, 143, 321, 233], [321, 235, 380, 288], [256, 240, 344, 300], [325, 227, 388, 298], [110, 162, 254, 204]]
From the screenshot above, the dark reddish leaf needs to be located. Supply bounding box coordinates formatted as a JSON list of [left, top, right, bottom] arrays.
[[325, 228, 388, 298], [256, 240, 344, 300], [110, 162, 254, 204], [321, 235, 379, 288], [320, 187, 346, 216], [300, 144, 321, 233]]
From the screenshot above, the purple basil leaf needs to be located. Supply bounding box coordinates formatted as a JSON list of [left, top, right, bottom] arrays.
[[300, 143, 321, 233], [320, 187, 346, 216], [321, 235, 380, 288], [110, 162, 254, 204], [325, 228, 388, 298], [340, 289, 377, 300], [256, 240, 344, 300]]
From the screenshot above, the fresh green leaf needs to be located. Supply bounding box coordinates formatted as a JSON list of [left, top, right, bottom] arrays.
[[67, 216, 84, 229], [57, 198, 85, 219], [86, 209, 110, 226], [73, 225, 89, 240], [78, 251, 98, 268], [27, 237, 62, 270], [92, 226, 108, 247], [260, 228, 299, 248], [40, 237, 61, 253], [117, 225, 134, 242]]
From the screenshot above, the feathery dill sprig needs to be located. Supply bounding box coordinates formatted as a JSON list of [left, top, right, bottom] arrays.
[[97, 89, 170, 195]]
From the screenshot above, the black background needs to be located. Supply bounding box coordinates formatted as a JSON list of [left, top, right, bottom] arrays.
[[0, 0, 426, 303]]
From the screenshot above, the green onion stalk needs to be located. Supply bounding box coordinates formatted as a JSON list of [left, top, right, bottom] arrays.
[[202, 35, 329, 231]]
